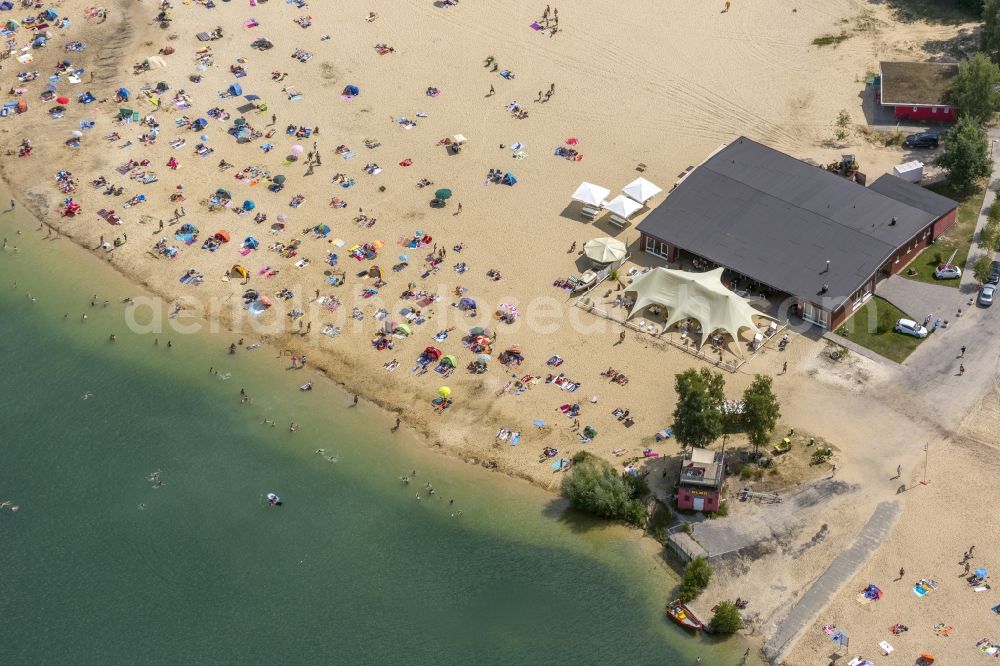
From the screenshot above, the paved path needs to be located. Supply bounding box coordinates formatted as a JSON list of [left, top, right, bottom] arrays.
[[961, 129, 1000, 293], [762, 500, 900, 663], [876, 274, 963, 323]]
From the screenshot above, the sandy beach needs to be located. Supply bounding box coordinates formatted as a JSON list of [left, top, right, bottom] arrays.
[[3, 0, 995, 661]]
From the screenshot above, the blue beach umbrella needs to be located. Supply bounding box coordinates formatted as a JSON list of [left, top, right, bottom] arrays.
[[243, 200, 255, 211], [200, 134, 209, 141]]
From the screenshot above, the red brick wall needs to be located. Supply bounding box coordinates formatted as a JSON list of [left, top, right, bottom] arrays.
[[932, 209, 957, 239], [893, 105, 957, 123]]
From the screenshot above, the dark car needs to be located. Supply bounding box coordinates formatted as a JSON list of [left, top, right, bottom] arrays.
[[903, 132, 939, 149], [989, 260, 1000, 286]]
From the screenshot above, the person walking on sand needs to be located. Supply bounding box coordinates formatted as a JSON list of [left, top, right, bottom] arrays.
[[618, 330, 626, 345], [487, 84, 495, 97], [960, 363, 966, 375], [782, 361, 787, 374], [898, 567, 905, 580], [8, 199, 14, 211], [723, 0, 731, 11], [961, 345, 966, 358]]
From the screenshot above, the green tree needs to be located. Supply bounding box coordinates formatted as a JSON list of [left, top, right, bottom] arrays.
[[948, 54, 1000, 123], [678, 556, 713, 602], [672, 368, 726, 449], [981, 218, 1000, 252], [709, 601, 743, 634], [985, 0, 1000, 64], [973, 254, 993, 284], [939, 116, 992, 193], [742, 375, 781, 457], [561, 453, 648, 526]]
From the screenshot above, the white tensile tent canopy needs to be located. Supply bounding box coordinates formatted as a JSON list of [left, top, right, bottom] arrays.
[[624, 267, 764, 348], [622, 177, 662, 204], [571, 181, 611, 206], [583, 236, 627, 264], [602, 194, 643, 219]]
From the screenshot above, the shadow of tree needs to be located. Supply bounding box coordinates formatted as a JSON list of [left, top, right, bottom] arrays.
[[868, 0, 981, 25]]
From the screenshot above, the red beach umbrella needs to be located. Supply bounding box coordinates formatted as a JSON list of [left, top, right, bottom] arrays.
[[56, 96, 69, 104]]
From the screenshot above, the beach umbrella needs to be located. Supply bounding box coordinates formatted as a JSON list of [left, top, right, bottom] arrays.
[[434, 188, 452, 200], [566, 137, 579, 145], [343, 84, 359, 96], [977, 567, 989, 578], [398, 253, 408, 261], [571, 181, 610, 206], [273, 175, 286, 185], [70, 129, 83, 137], [243, 200, 255, 211], [318, 224, 330, 235], [584, 237, 627, 264], [533, 419, 545, 427], [459, 297, 477, 309], [277, 214, 288, 222], [394, 323, 412, 335], [200, 134, 209, 141], [117, 87, 130, 100], [56, 95, 69, 104], [469, 326, 487, 336], [441, 355, 457, 367], [437, 386, 451, 399], [476, 354, 491, 364], [233, 117, 246, 127], [290, 144, 304, 156], [622, 176, 663, 204], [602, 194, 643, 219]]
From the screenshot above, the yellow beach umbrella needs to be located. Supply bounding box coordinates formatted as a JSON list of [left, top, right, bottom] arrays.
[[438, 386, 451, 399]]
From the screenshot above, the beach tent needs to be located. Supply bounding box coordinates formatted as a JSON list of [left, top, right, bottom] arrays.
[[622, 177, 662, 204], [441, 355, 457, 368], [242, 200, 255, 211], [116, 87, 129, 101], [273, 175, 286, 185], [230, 264, 249, 279], [343, 84, 359, 96], [602, 194, 643, 219], [624, 267, 765, 348], [583, 237, 627, 264], [214, 231, 231, 243], [571, 181, 610, 206], [423, 346, 442, 361], [228, 82, 242, 96], [242, 236, 259, 249], [215, 188, 232, 199], [394, 323, 412, 336], [315, 224, 330, 236], [192, 118, 208, 130], [458, 297, 477, 310], [501, 172, 517, 186]]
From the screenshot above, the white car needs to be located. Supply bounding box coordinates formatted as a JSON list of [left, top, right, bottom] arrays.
[[934, 264, 962, 280], [895, 318, 928, 338]]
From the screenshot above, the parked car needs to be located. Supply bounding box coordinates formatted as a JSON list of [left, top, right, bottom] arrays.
[[989, 260, 1000, 285], [895, 318, 928, 338], [979, 284, 996, 307], [903, 132, 939, 149], [934, 263, 961, 280]]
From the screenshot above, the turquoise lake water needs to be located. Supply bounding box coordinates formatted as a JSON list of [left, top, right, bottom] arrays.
[[0, 213, 752, 664]]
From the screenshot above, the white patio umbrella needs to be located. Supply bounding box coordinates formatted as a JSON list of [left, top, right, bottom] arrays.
[[571, 181, 611, 207], [583, 237, 627, 264], [622, 177, 662, 204], [602, 194, 643, 219]]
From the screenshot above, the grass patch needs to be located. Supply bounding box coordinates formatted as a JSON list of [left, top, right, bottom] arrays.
[[812, 32, 850, 47], [835, 297, 925, 362], [902, 181, 986, 288]]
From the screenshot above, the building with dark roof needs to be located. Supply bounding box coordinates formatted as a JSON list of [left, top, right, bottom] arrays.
[[878, 61, 959, 123], [636, 137, 958, 329]]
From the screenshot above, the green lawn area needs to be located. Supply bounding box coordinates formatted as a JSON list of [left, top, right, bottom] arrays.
[[901, 181, 986, 288], [835, 297, 926, 363]]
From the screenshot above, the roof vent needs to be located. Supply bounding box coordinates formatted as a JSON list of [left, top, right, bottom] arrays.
[[890, 216, 897, 226], [821, 284, 829, 294]]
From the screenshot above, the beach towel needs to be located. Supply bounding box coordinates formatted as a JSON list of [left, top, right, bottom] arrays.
[[933, 624, 953, 637]]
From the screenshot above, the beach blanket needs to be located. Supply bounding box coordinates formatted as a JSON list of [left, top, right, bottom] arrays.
[[878, 641, 893, 654], [913, 579, 938, 597], [933, 623, 953, 637]]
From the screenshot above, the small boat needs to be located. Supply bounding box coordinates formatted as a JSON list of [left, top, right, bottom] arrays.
[[666, 600, 704, 632], [299, 382, 313, 391], [265, 492, 282, 507]]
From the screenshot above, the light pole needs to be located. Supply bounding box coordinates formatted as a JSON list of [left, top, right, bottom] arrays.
[[920, 442, 929, 485]]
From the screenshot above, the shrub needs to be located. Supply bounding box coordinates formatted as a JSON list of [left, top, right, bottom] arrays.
[[709, 601, 742, 634], [561, 455, 648, 527], [678, 557, 713, 602]]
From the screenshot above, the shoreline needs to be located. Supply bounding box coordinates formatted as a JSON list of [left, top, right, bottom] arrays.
[[3, 0, 990, 661]]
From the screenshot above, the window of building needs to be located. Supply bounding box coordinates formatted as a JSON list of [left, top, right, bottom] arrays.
[[802, 302, 831, 328], [644, 236, 670, 259], [932, 107, 938, 114]]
